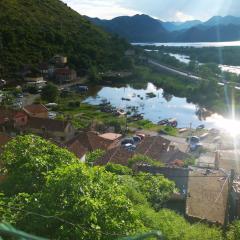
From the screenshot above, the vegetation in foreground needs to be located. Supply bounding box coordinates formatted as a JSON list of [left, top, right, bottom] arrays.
[[0, 134, 230, 239]]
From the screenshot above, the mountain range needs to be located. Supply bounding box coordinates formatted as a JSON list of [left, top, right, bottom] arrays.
[[87, 14, 240, 43]]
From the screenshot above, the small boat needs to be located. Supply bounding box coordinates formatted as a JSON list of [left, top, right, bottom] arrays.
[[121, 97, 131, 101], [158, 118, 178, 127]]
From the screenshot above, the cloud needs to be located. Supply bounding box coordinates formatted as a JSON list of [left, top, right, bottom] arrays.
[[62, 0, 141, 19], [174, 11, 194, 22]]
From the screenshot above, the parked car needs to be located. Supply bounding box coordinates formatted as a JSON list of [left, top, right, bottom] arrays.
[[136, 133, 145, 140], [123, 143, 136, 151], [189, 136, 203, 151], [133, 136, 142, 143], [121, 138, 134, 145]]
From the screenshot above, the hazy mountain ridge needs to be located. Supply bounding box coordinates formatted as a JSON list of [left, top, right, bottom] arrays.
[[87, 14, 240, 42]]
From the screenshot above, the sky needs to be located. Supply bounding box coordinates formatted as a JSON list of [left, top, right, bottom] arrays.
[[62, 0, 240, 22]]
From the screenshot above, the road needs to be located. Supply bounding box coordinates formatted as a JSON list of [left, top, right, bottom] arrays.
[[148, 59, 203, 81], [148, 59, 240, 90]]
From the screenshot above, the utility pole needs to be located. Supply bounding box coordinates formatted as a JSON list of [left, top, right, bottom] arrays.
[[224, 169, 235, 232]]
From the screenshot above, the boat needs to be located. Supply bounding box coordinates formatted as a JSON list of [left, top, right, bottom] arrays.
[[158, 118, 178, 127]]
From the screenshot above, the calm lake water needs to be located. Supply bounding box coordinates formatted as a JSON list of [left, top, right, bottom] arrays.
[[84, 83, 227, 129], [165, 52, 240, 75], [133, 41, 240, 48]]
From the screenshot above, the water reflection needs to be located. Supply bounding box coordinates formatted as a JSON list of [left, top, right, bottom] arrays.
[[85, 83, 216, 128]]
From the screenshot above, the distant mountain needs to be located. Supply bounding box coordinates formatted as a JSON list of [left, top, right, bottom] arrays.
[[175, 24, 240, 42], [162, 20, 202, 32], [87, 14, 169, 42], [87, 14, 240, 43], [204, 15, 240, 27]]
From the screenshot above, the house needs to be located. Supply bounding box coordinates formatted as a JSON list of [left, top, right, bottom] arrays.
[[25, 117, 75, 142], [52, 55, 68, 65], [186, 168, 228, 225], [65, 131, 121, 161], [0, 107, 28, 130], [24, 75, 44, 82], [26, 80, 47, 90], [54, 68, 77, 83], [217, 150, 240, 175], [23, 104, 48, 118], [96, 136, 189, 167]]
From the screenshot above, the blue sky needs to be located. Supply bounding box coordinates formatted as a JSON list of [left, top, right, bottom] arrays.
[[62, 0, 240, 22]]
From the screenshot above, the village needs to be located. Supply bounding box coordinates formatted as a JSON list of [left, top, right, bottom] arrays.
[[0, 53, 240, 229]]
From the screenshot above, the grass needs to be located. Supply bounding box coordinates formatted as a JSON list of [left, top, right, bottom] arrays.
[[129, 119, 178, 136]]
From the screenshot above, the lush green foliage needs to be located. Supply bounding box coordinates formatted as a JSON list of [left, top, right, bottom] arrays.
[[105, 163, 133, 175], [86, 149, 105, 165], [41, 83, 59, 102], [227, 221, 240, 240], [0, 135, 226, 239], [0, 134, 79, 194], [128, 155, 164, 168], [0, 0, 130, 78]]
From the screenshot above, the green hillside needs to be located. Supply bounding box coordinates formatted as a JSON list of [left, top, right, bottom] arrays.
[[0, 0, 130, 78]]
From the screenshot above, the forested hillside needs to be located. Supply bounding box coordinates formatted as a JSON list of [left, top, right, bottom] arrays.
[[0, 0, 130, 78]]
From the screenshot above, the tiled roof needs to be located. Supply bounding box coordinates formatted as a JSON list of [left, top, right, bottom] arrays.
[[136, 136, 171, 159], [65, 131, 120, 159], [99, 133, 122, 141], [95, 146, 133, 166], [0, 107, 26, 124], [23, 104, 48, 115], [96, 136, 189, 168], [27, 117, 69, 132], [186, 169, 228, 225], [66, 139, 88, 159], [96, 136, 177, 166]]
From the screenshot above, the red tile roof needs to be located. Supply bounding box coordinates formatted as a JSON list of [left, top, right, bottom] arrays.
[[95, 136, 189, 167], [23, 104, 48, 115], [66, 139, 88, 159], [26, 117, 70, 132], [65, 131, 120, 159]]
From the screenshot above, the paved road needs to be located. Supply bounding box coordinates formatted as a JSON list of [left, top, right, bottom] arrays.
[[148, 59, 203, 81], [149, 59, 240, 91]]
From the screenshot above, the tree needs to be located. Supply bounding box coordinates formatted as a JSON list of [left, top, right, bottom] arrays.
[[105, 163, 133, 175], [134, 173, 175, 211], [41, 83, 59, 102], [86, 149, 105, 165], [2, 164, 144, 240], [0, 135, 79, 194]]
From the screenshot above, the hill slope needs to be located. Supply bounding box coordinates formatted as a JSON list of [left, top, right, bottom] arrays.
[[0, 0, 130, 78]]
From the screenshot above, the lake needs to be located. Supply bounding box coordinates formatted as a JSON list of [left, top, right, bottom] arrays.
[[164, 52, 240, 75], [84, 83, 235, 130], [133, 41, 240, 48]]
